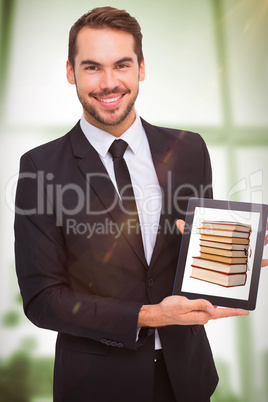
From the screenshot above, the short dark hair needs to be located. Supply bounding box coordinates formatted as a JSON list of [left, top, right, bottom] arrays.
[[68, 6, 144, 68]]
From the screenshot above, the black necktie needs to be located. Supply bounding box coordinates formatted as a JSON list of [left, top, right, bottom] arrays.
[[109, 139, 145, 263], [108, 139, 139, 216]]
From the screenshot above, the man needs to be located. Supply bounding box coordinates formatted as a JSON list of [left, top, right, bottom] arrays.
[[14, 7, 249, 402]]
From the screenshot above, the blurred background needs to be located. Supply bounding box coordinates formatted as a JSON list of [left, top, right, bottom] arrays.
[[0, 0, 268, 401]]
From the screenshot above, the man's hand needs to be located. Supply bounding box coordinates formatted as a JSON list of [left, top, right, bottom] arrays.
[[138, 296, 249, 328], [138, 218, 251, 328]]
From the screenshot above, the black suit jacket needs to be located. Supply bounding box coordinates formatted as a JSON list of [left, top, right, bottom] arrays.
[[14, 119, 218, 401]]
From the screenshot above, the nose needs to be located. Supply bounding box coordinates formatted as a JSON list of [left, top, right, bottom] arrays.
[[99, 69, 118, 91]]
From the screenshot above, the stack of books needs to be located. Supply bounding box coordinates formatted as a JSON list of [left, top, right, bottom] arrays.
[[191, 221, 251, 287]]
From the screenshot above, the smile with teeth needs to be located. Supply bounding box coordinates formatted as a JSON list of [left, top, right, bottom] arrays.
[[95, 94, 124, 103]]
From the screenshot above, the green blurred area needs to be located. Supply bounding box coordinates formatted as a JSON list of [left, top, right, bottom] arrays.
[[0, 351, 267, 401], [0, 353, 53, 402]]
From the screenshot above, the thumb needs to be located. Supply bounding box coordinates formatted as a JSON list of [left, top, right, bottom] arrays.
[[187, 298, 215, 314], [176, 219, 185, 234]]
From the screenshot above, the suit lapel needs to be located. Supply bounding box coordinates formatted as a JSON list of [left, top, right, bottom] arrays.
[[141, 119, 177, 268], [69, 122, 148, 268]]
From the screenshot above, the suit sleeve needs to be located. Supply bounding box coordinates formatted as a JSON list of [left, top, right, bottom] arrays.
[[14, 153, 143, 350]]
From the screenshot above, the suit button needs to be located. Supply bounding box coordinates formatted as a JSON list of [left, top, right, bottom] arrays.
[[147, 278, 154, 287], [148, 329, 155, 336]]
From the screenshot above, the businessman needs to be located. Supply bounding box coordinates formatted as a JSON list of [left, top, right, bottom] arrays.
[[14, 7, 249, 402]]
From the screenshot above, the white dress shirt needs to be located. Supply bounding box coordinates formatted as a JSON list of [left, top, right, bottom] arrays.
[[80, 113, 162, 349]]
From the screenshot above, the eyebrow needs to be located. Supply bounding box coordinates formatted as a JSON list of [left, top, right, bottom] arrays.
[[80, 57, 134, 67]]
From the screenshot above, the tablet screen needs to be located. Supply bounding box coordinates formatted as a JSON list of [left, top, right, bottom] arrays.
[[173, 198, 268, 310]]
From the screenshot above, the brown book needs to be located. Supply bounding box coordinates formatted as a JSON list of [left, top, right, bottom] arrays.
[[191, 266, 247, 287], [201, 221, 251, 233], [199, 234, 250, 245], [192, 257, 247, 274], [200, 252, 248, 264], [200, 253, 247, 264], [200, 240, 249, 252], [197, 228, 250, 239], [200, 246, 248, 258]]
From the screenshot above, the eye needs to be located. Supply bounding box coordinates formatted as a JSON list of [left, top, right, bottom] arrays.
[[86, 65, 100, 71], [117, 64, 128, 69]]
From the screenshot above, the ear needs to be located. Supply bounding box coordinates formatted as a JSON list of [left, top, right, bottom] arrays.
[[66, 59, 75, 85], [139, 60, 145, 82]]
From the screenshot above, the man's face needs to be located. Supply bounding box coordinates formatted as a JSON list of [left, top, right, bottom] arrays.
[[67, 28, 145, 136]]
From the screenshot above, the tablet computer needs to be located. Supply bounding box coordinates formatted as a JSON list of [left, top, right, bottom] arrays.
[[173, 198, 268, 310]]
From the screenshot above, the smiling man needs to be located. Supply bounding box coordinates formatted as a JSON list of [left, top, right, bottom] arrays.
[[67, 28, 144, 135], [14, 7, 249, 402]]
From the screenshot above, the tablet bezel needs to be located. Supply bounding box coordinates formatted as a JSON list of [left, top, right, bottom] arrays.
[[173, 198, 268, 310]]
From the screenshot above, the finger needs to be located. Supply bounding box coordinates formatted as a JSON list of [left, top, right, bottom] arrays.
[[211, 307, 249, 319], [176, 219, 185, 234], [261, 259, 268, 267], [265, 223, 268, 245]]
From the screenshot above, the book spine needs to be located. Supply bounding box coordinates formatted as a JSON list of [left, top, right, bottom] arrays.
[[191, 265, 247, 275], [190, 275, 247, 288]]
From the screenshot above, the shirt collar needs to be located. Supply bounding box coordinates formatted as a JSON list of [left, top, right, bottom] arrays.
[[80, 112, 143, 157]]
